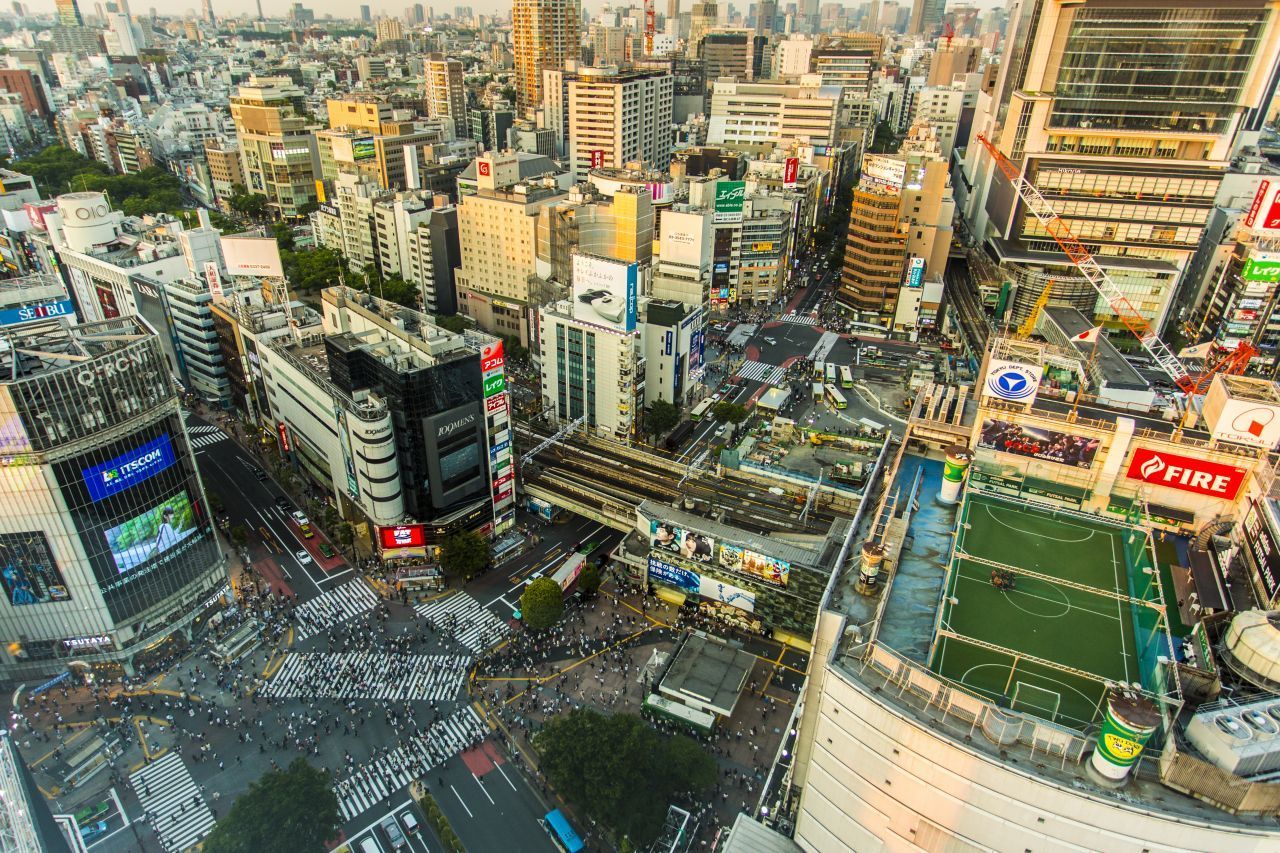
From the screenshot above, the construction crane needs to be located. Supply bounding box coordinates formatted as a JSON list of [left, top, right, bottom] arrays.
[[644, 0, 655, 54], [1016, 278, 1054, 339], [942, 22, 954, 50], [974, 133, 1256, 396]]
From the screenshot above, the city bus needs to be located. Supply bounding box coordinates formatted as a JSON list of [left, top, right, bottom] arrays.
[[839, 365, 854, 388], [812, 360, 826, 380], [825, 383, 848, 410], [542, 809, 584, 853], [825, 363, 838, 384], [690, 397, 714, 421], [812, 381, 824, 401]]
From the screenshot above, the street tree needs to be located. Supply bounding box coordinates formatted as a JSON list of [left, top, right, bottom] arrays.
[[440, 530, 491, 580], [202, 759, 340, 853], [578, 564, 602, 598], [645, 400, 680, 443], [533, 710, 716, 846], [712, 401, 748, 424], [519, 577, 564, 629]]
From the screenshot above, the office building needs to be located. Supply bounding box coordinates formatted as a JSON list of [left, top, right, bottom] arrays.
[[838, 133, 954, 328], [425, 56, 468, 136], [969, 0, 1280, 331], [469, 109, 515, 151], [203, 140, 246, 211], [688, 0, 718, 53], [513, 0, 581, 117], [360, 4, 371, 21], [0, 315, 225, 680], [708, 77, 843, 154], [269, 287, 513, 538], [454, 151, 568, 343], [698, 29, 766, 82], [567, 66, 674, 180], [230, 77, 321, 219], [54, 0, 82, 26], [907, 0, 944, 35], [375, 17, 404, 43], [537, 183, 656, 286]]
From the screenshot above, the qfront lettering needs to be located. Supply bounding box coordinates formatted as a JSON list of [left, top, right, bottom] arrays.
[[76, 353, 148, 386]]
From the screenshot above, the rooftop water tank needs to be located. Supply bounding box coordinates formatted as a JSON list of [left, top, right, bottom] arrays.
[[57, 192, 117, 254], [1224, 610, 1280, 689]]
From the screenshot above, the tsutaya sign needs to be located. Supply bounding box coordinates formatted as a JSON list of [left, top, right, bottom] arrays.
[[1125, 447, 1248, 500]]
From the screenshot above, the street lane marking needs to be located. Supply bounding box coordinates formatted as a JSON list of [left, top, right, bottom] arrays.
[[473, 773, 495, 804], [494, 762, 517, 791], [451, 785, 474, 817]]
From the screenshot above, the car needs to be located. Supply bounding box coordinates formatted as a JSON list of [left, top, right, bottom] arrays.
[[318, 541, 335, 558], [380, 816, 408, 850], [295, 549, 312, 565], [79, 820, 110, 842], [273, 496, 291, 511], [74, 802, 110, 825], [400, 811, 421, 835], [300, 523, 314, 539], [290, 510, 308, 525], [357, 838, 380, 853], [763, 337, 778, 346]]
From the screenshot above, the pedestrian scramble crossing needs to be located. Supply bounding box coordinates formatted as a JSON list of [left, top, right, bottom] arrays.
[[415, 592, 510, 653], [780, 312, 820, 326], [185, 424, 228, 450], [261, 652, 470, 701], [335, 705, 490, 821], [734, 360, 787, 386], [129, 752, 216, 852], [292, 580, 379, 642]]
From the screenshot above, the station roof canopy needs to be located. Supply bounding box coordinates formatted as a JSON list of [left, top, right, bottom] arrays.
[[659, 632, 756, 717]]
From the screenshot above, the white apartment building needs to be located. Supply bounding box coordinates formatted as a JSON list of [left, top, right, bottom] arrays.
[[425, 56, 468, 136], [707, 76, 843, 153], [567, 66, 674, 180], [771, 35, 813, 78]]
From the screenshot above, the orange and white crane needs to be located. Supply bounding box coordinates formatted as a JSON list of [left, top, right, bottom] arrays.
[[645, 0, 655, 54], [973, 133, 1256, 396]]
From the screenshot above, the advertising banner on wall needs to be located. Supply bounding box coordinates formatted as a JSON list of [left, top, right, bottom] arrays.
[[982, 359, 1043, 403], [905, 256, 925, 288], [0, 532, 69, 605], [698, 575, 756, 612], [220, 236, 284, 278], [572, 254, 639, 332], [718, 543, 790, 586], [1124, 447, 1247, 500], [483, 374, 506, 397], [378, 524, 427, 550], [650, 519, 714, 564], [783, 157, 799, 188], [861, 154, 907, 191], [104, 490, 201, 574], [83, 434, 178, 502], [481, 340, 505, 375], [1207, 397, 1280, 450], [352, 136, 376, 161], [203, 261, 223, 300], [1243, 498, 1280, 601], [713, 180, 746, 224], [0, 299, 74, 328], [977, 419, 1101, 469], [647, 555, 699, 591], [1241, 256, 1280, 283], [1246, 180, 1271, 228]]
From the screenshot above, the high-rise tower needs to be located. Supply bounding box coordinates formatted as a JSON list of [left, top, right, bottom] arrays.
[[513, 0, 581, 117]]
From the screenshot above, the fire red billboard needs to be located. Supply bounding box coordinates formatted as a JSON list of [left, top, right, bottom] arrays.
[[783, 157, 799, 187], [1125, 448, 1247, 500], [378, 524, 427, 550]]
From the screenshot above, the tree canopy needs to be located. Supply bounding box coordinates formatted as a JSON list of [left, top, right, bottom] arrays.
[[533, 710, 717, 846], [646, 400, 680, 442], [202, 759, 340, 853], [712, 401, 748, 424], [439, 530, 491, 580], [15, 146, 186, 217], [519, 577, 564, 629]]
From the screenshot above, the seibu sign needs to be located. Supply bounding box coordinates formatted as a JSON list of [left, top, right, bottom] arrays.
[[1125, 448, 1247, 500]]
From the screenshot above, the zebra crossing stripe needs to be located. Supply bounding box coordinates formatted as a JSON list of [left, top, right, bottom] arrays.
[[262, 652, 469, 701], [734, 360, 787, 387], [781, 313, 819, 326], [415, 593, 510, 653], [129, 752, 216, 852], [187, 432, 227, 450], [335, 705, 490, 820], [292, 580, 378, 642]]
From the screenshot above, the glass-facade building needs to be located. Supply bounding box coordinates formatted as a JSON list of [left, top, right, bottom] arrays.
[[0, 317, 225, 679]]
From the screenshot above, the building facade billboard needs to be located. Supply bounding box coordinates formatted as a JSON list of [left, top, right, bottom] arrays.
[[982, 359, 1043, 403], [650, 519, 714, 564], [0, 299, 74, 328], [698, 575, 755, 612], [1124, 447, 1247, 500], [718, 543, 789, 586], [220, 236, 284, 278], [103, 490, 202, 575], [0, 532, 69, 606], [1242, 498, 1280, 601], [572, 254, 638, 332], [713, 180, 746, 223], [861, 154, 906, 190], [379, 524, 427, 550], [977, 419, 1101, 469], [1241, 256, 1280, 283], [82, 434, 177, 502]]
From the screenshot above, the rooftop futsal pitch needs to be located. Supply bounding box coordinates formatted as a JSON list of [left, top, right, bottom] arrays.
[[929, 491, 1170, 731]]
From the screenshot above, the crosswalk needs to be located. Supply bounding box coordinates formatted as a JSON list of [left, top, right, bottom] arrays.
[[129, 752, 216, 852], [261, 652, 469, 701], [735, 360, 787, 386], [185, 424, 228, 450], [780, 312, 820, 326], [292, 580, 379, 643], [415, 592, 510, 654], [335, 705, 490, 821]]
